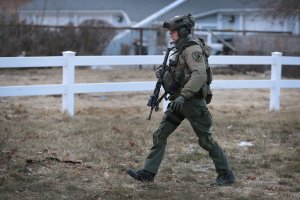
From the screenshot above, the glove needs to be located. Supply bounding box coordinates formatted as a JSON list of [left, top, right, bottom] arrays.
[[170, 95, 185, 113], [155, 65, 163, 78]]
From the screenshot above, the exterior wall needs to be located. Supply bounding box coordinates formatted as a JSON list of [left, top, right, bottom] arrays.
[[195, 15, 217, 30], [195, 10, 299, 35], [243, 14, 286, 33], [286, 15, 299, 35], [221, 14, 240, 30], [19, 10, 131, 26]]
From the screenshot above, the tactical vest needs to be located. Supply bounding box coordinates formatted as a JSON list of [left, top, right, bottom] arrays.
[[162, 34, 213, 102]]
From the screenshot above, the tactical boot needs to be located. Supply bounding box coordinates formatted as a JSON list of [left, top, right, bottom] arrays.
[[210, 170, 235, 186], [127, 169, 155, 182]]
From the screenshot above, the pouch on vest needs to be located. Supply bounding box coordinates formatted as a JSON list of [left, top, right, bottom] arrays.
[[199, 37, 213, 104], [162, 70, 173, 93]]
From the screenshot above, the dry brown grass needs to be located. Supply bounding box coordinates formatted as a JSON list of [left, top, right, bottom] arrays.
[[0, 68, 300, 200]]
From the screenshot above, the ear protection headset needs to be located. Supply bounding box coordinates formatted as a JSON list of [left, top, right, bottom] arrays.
[[178, 26, 190, 38]]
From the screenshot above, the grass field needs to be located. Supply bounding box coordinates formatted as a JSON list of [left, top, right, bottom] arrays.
[[0, 68, 300, 200]]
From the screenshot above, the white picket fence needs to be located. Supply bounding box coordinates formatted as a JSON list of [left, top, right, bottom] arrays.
[[0, 51, 299, 116]]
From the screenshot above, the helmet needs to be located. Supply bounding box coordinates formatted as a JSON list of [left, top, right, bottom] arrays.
[[163, 13, 195, 37]]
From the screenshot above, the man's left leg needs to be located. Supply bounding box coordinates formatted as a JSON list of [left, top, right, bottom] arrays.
[[127, 109, 184, 181]]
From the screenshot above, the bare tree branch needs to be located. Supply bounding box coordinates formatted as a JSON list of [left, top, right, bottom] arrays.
[[239, 0, 300, 18]]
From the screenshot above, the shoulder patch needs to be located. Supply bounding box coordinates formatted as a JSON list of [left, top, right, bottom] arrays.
[[192, 51, 202, 62]]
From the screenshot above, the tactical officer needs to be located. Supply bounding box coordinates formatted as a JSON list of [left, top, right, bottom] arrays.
[[127, 14, 235, 186]]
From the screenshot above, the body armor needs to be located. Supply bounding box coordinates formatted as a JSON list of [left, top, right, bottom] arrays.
[[162, 34, 213, 102]]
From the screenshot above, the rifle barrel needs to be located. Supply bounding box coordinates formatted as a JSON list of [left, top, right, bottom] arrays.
[[147, 107, 154, 120]]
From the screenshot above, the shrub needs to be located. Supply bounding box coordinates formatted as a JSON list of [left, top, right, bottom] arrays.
[[0, 16, 115, 56]]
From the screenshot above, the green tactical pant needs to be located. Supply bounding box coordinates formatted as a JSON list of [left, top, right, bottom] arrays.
[[143, 97, 231, 175]]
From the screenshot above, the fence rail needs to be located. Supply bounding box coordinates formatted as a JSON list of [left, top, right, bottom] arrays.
[[0, 51, 300, 116]]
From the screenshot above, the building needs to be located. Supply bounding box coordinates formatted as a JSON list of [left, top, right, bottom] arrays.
[[18, 0, 300, 55]]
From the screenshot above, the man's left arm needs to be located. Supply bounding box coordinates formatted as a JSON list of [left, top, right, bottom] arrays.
[[180, 45, 207, 99]]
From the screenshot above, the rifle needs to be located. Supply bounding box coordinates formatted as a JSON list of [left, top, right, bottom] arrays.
[[147, 47, 173, 120]]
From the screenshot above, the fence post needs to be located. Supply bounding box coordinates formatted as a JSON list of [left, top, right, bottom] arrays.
[[62, 51, 76, 116], [270, 52, 282, 111]]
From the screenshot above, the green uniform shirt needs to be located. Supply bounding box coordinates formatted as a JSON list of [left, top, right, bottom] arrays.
[[176, 44, 207, 99]]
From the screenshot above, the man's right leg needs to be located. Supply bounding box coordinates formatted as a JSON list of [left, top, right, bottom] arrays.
[[184, 98, 234, 186]]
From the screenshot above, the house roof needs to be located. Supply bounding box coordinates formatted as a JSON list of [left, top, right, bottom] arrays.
[[20, 0, 258, 24]]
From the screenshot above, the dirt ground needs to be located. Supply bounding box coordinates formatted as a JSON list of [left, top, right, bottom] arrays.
[[0, 68, 300, 200]]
